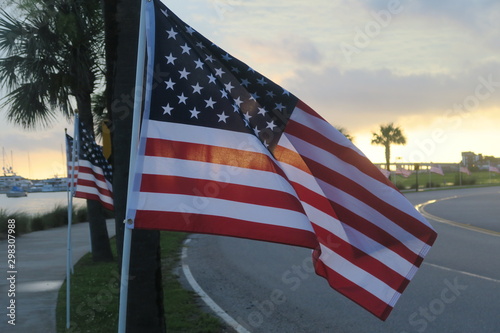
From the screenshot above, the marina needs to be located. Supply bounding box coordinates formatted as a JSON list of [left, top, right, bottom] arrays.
[[0, 173, 68, 194], [0, 150, 83, 215]]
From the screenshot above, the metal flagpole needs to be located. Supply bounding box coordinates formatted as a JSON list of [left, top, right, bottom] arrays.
[[118, 0, 150, 331], [66, 113, 79, 328], [65, 128, 71, 329], [70, 114, 79, 273]]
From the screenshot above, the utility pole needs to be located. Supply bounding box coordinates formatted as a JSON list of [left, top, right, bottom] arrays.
[[414, 163, 420, 192]]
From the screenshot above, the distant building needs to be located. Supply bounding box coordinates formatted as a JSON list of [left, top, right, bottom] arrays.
[[461, 151, 480, 168], [461, 151, 500, 170]]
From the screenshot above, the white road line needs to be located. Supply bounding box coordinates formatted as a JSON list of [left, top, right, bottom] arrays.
[[181, 239, 251, 333], [424, 262, 500, 284]]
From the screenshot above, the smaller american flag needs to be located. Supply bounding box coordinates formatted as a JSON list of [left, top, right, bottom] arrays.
[[65, 134, 78, 193], [459, 166, 471, 175], [396, 166, 412, 178], [489, 165, 500, 174], [74, 122, 114, 211], [430, 164, 444, 176], [377, 167, 391, 178]]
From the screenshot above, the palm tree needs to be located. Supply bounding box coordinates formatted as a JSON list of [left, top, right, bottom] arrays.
[[0, 0, 104, 127], [371, 123, 407, 172], [0, 0, 113, 262]]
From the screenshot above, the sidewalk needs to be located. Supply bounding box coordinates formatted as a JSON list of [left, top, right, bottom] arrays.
[[0, 220, 115, 332]]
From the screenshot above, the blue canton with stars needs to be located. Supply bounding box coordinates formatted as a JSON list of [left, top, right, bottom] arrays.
[[79, 122, 113, 183], [150, 0, 298, 153]]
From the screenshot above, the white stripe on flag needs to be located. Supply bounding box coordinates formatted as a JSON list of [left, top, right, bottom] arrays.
[[136, 192, 313, 231]]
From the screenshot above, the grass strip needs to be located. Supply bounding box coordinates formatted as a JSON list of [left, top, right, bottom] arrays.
[[0, 205, 88, 239], [56, 233, 223, 333], [393, 170, 500, 190]]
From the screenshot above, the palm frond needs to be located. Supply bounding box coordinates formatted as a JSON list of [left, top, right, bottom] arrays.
[[0, 8, 26, 54], [2, 83, 57, 129], [91, 91, 107, 139]]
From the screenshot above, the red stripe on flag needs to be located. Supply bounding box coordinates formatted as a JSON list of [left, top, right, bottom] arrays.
[[140, 174, 306, 213], [274, 144, 311, 175], [135, 210, 318, 248], [78, 166, 108, 183], [75, 192, 114, 211], [145, 138, 288, 179]]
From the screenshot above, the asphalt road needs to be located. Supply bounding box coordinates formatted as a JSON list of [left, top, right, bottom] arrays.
[[182, 186, 500, 333]]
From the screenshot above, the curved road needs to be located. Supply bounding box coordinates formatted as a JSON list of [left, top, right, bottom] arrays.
[[182, 187, 500, 333]]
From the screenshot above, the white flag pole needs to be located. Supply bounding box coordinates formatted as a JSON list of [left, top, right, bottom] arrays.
[[66, 113, 79, 329], [65, 128, 71, 329], [118, 0, 150, 331]]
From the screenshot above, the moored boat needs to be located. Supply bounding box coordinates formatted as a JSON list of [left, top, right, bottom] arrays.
[[6, 186, 28, 198]]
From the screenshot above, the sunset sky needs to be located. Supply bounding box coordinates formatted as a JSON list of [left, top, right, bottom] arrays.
[[1, 0, 499, 180]]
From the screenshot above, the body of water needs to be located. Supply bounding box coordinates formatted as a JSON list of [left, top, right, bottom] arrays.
[[0, 191, 85, 215]]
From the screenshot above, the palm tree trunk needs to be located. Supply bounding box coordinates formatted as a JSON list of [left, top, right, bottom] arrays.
[[385, 144, 391, 172], [76, 92, 114, 262], [104, 0, 166, 331], [86, 200, 113, 261], [385, 144, 392, 180]]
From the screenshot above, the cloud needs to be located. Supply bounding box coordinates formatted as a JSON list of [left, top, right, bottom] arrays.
[[283, 60, 500, 130], [229, 35, 323, 67], [0, 112, 70, 153], [362, 0, 500, 36]]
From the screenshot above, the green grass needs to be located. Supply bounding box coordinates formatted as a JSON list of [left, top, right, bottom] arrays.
[[0, 209, 31, 235], [0, 205, 88, 239], [392, 170, 500, 190], [56, 233, 224, 333]]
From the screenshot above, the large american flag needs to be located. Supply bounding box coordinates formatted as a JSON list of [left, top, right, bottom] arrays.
[[74, 122, 114, 211], [128, 0, 437, 320]]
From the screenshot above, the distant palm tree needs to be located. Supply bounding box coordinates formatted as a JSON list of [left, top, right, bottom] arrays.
[[371, 123, 407, 172], [0, 0, 112, 262], [335, 126, 354, 142]]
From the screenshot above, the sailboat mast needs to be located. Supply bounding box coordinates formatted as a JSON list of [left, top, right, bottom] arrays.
[[28, 152, 31, 179]]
